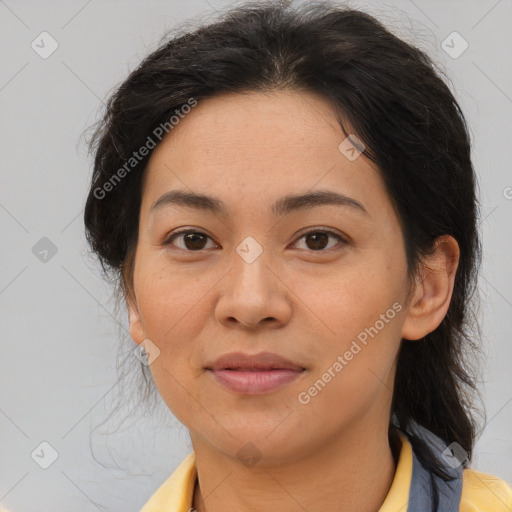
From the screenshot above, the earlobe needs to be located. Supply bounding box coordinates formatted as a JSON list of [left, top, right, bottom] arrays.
[[401, 235, 460, 341], [128, 298, 145, 345]]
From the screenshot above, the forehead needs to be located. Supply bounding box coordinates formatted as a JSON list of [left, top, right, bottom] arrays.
[[167, 90, 344, 151], [141, 90, 390, 220]]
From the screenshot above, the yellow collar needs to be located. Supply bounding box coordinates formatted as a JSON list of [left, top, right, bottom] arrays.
[[140, 451, 198, 512], [139, 431, 512, 511], [377, 432, 412, 511]]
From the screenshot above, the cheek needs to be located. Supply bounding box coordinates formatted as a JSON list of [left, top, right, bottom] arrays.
[[134, 254, 215, 344], [294, 256, 406, 401], [297, 257, 404, 342], [134, 259, 209, 420], [297, 296, 404, 430]]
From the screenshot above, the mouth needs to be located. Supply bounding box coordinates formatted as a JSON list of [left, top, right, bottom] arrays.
[[205, 351, 306, 395]]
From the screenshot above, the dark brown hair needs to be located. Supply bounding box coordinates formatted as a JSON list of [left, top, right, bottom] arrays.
[[83, 0, 483, 493]]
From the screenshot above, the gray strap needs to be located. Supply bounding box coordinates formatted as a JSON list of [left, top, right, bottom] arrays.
[[405, 422, 463, 512]]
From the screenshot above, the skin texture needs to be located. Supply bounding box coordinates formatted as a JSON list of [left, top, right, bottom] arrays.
[[127, 90, 460, 512]]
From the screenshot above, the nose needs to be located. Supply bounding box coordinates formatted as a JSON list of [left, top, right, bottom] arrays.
[[214, 249, 293, 331]]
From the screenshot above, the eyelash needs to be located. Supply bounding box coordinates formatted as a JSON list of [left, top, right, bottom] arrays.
[[163, 227, 348, 252]]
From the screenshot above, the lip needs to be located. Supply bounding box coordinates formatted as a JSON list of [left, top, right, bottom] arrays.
[[207, 351, 305, 372], [206, 351, 305, 395]]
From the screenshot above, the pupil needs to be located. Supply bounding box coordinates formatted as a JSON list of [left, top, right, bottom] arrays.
[[185, 233, 206, 250], [307, 233, 328, 250]]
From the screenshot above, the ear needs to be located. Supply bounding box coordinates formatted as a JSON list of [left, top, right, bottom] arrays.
[[127, 296, 145, 345], [401, 235, 460, 341]]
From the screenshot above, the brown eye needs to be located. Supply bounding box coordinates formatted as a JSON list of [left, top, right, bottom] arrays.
[[293, 229, 347, 251], [306, 232, 329, 250], [165, 230, 216, 251]]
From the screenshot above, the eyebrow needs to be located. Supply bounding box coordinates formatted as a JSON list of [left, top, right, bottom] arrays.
[[149, 189, 369, 218]]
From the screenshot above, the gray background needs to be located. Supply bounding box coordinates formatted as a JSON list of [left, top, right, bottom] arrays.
[[1, 0, 511, 510]]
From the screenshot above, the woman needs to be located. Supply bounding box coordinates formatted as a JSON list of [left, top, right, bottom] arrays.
[[83, 1, 512, 510]]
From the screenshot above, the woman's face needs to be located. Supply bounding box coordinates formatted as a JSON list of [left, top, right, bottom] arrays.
[[128, 90, 414, 463]]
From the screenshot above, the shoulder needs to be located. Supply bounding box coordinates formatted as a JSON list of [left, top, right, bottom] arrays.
[[460, 468, 512, 512]]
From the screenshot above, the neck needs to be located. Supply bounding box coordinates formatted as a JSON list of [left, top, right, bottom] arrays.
[[190, 423, 399, 512]]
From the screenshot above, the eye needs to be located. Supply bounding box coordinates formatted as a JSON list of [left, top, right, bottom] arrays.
[[163, 229, 218, 251], [163, 227, 347, 252], [292, 228, 348, 251]]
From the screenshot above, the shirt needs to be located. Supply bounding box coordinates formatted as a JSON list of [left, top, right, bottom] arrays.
[[139, 432, 512, 512]]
